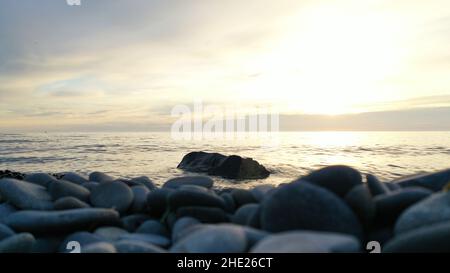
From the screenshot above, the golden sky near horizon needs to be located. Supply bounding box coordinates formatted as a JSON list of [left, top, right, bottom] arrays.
[[1, 0, 450, 131]]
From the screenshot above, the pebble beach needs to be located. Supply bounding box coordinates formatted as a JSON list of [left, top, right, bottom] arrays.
[[1, 165, 450, 253]]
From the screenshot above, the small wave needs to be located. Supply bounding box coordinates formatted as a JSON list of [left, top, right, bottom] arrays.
[[0, 156, 78, 164], [67, 135, 89, 138], [84, 148, 108, 152], [0, 139, 36, 144], [390, 172, 406, 178], [72, 144, 108, 149], [387, 164, 405, 169]]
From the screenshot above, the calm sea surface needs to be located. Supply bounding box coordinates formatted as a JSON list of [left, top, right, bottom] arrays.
[[1, 132, 449, 188]]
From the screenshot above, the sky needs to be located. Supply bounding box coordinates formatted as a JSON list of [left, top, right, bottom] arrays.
[[1, 0, 450, 132]]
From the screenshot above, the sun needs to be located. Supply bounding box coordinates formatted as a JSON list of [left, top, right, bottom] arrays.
[[236, 3, 408, 116]]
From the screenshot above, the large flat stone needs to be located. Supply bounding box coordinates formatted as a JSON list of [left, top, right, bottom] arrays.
[[4, 208, 120, 233], [0, 178, 54, 210]]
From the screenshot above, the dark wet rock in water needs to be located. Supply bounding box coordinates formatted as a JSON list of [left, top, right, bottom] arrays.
[[90, 181, 133, 213], [118, 233, 170, 248], [48, 180, 90, 202], [60, 172, 88, 185], [121, 214, 152, 232], [366, 174, 390, 196], [176, 206, 229, 223], [177, 152, 227, 173], [373, 187, 432, 226], [230, 189, 258, 208], [89, 172, 115, 183], [301, 165, 362, 197], [260, 181, 363, 238], [394, 191, 450, 235], [24, 173, 58, 187], [136, 220, 169, 237], [170, 224, 248, 253], [130, 185, 150, 213], [0, 233, 35, 253], [168, 186, 226, 210], [384, 221, 450, 253], [344, 184, 375, 229], [114, 240, 167, 253], [83, 242, 117, 253], [394, 168, 450, 192], [0, 223, 15, 240], [163, 176, 213, 189], [59, 232, 105, 253], [251, 231, 360, 253], [0, 178, 54, 210], [4, 208, 120, 233], [54, 197, 90, 210], [209, 155, 270, 180], [177, 151, 270, 179], [146, 188, 173, 218]]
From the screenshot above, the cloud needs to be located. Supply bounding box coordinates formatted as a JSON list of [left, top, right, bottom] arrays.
[[23, 111, 63, 117], [1, 0, 450, 131], [3, 105, 449, 132], [281, 107, 450, 131], [353, 94, 450, 112]]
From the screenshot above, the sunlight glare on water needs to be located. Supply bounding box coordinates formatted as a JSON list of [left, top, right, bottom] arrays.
[[0, 131, 449, 188]]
